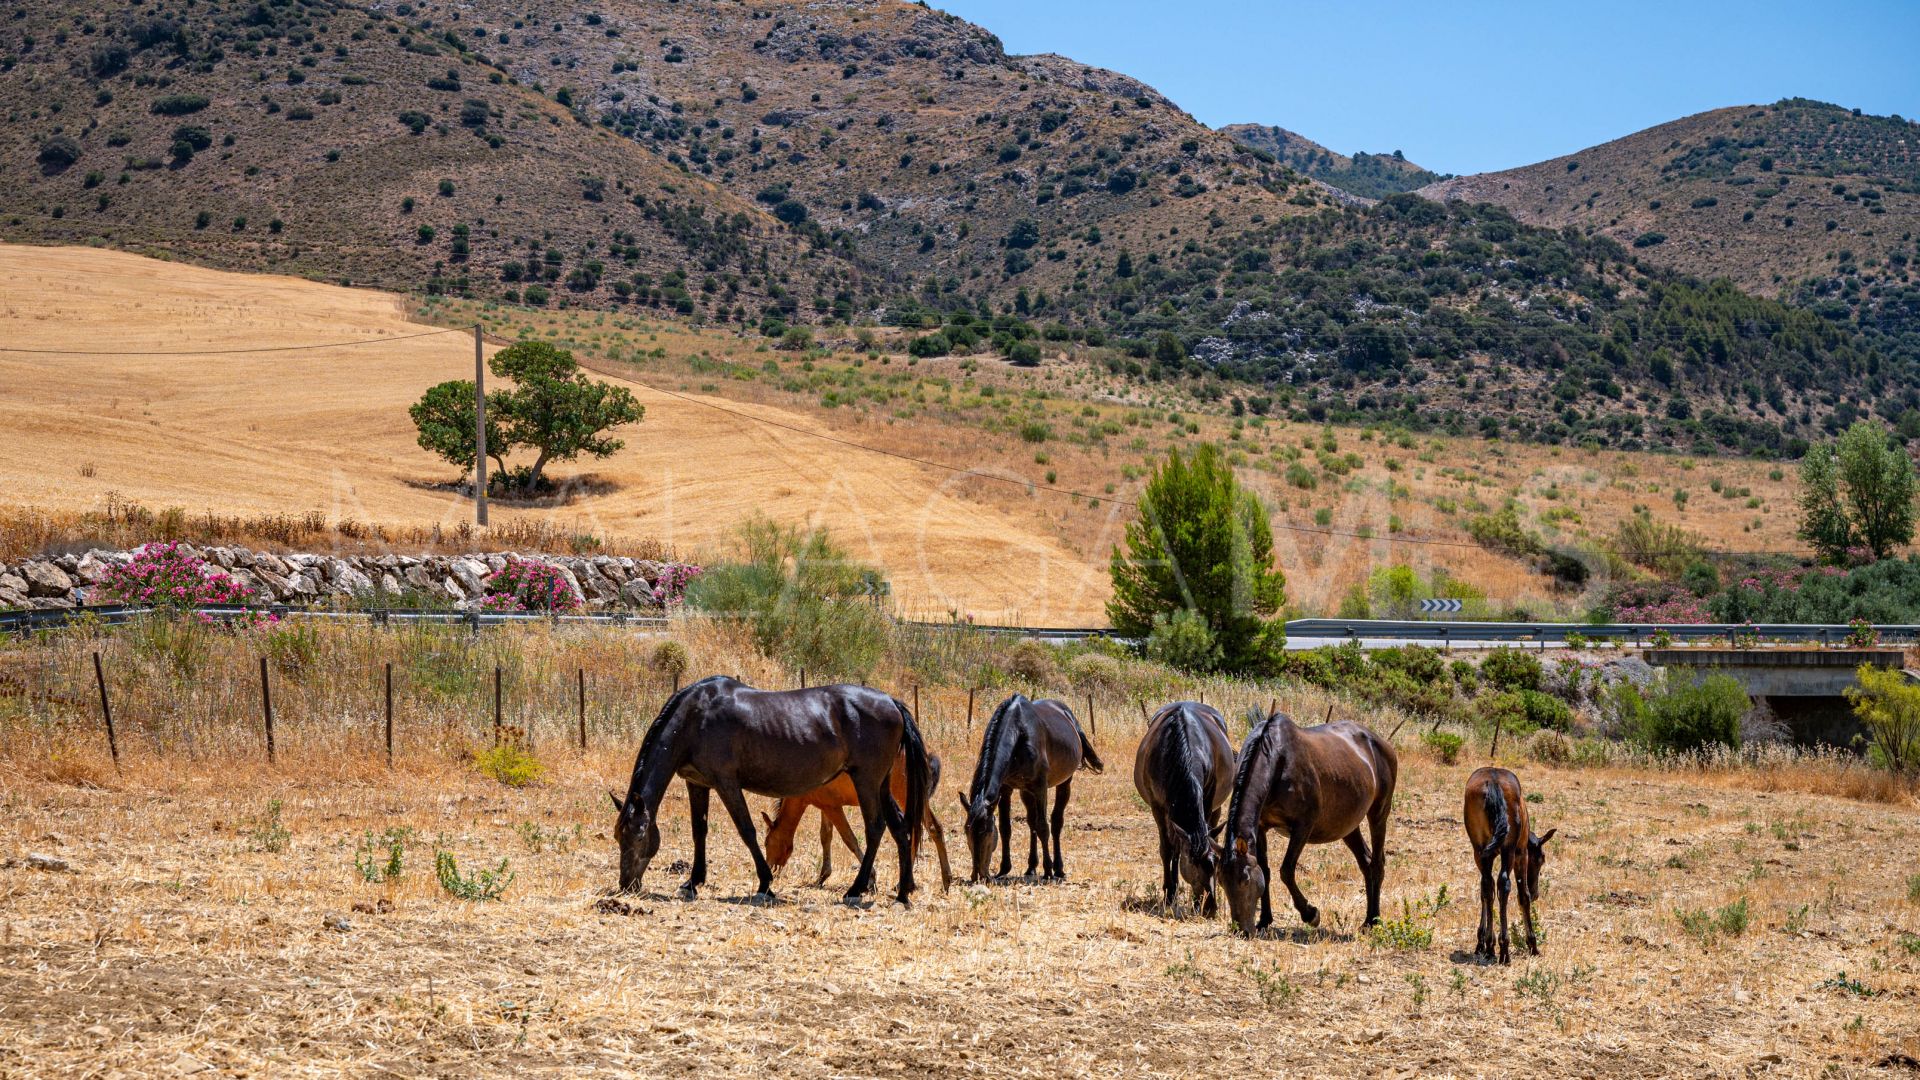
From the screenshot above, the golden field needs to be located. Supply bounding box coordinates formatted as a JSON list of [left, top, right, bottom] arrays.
[[0, 242, 1814, 624]]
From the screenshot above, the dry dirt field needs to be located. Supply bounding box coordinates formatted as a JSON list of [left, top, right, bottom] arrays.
[[0, 244, 1107, 624], [3, 727, 1917, 1078]]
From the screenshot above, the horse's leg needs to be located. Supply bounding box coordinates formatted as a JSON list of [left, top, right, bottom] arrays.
[[1020, 787, 1047, 879], [1496, 848, 1513, 965], [711, 780, 776, 900], [1255, 831, 1274, 930], [1364, 797, 1391, 928], [1277, 830, 1318, 928], [1477, 854, 1496, 959], [924, 807, 954, 891], [1049, 778, 1072, 880], [843, 770, 892, 902], [995, 790, 1014, 879], [1340, 828, 1373, 927], [1152, 807, 1177, 911], [681, 783, 710, 899], [877, 766, 917, 907], [813, 810, 834, 887], [1519, 863, 1541, 957]]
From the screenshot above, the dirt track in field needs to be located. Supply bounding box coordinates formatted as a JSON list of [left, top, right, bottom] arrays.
[[0, 244, 1108, 623], [2, 731, 1917, 1078]]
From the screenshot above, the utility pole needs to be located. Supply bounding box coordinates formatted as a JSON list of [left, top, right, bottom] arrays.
[[473, 324, 488, 527]]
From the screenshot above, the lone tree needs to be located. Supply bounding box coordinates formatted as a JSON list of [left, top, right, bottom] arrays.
[[1108, 444, 1287, 674], [410, 341, 643, 494], [1798, 419, 1916, 563]]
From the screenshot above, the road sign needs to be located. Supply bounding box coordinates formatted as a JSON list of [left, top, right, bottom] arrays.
[[1419, 598, 1463, 613]]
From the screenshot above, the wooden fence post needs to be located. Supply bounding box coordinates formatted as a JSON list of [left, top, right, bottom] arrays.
[[92, 652, 119, 767], [384, 662, 394, 767], [966, 687, 975, 733], [577, 668, 587, 751], [493, 665, 503, 745], [799, 668, 808, 690], [1087, 692, 1096, 736], [259, 657, 275, 764], [1489, 707, 1504, 760]]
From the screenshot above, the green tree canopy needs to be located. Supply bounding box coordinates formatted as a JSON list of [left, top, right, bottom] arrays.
[[409, 341, 643, 493], [1798, 420, 1916, 563], [1108, 444, 1286, 674]]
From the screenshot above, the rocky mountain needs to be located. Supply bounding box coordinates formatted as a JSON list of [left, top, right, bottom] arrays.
[[1418, 101, 1920, 369], [1220, 123, 1448, 199]]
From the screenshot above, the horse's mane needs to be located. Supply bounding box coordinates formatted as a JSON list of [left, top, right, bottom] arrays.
[[1159, 705, 1210, 841], [1227, 711, 1286, 834], [967, 694, 1024, 808], [624, 676, 713, 794]]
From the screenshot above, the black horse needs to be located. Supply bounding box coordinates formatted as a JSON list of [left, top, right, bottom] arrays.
[[1219, 711, 1398, 936], [958, 694, 1103, 882], [1132, 701, 1235, 915], [610, 676, 930, 906]]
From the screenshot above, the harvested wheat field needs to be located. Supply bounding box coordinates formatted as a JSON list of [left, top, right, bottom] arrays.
[[0, 244, 1107, 623], [3, 724, 1917, 1077]]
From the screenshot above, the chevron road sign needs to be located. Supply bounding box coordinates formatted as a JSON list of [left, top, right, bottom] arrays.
[[1419, 598, 1464, 614]]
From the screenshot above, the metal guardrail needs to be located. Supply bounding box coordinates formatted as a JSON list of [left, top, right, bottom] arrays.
[[1282, 619, 1920, 646], [3, 605, 1915, 647]]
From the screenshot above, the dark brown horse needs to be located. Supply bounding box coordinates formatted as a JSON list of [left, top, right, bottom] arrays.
[[958, 694, 1103, 882], [609, 676, 929, 906], [760, 751, 953, 891], [1220, 711, 1398, 936], [1463, 766, 1554, 963], [1132, 701, 1235, 915]]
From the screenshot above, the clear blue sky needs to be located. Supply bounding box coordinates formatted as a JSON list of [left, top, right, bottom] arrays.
[[936, 0, 1920, 176]]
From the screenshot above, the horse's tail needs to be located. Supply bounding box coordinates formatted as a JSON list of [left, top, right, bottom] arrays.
[[1077, 721, 1105, 774], [1479, 781, 1509, 864], [896, 697, 931, 891]]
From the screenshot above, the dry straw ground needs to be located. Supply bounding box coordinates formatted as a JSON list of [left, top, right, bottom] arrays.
[[2, 623, 1918, 1077]]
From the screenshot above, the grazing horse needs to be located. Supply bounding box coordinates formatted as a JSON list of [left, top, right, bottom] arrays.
[[609, 676, 929, 906], [1132, 701, 1235, 915], [760, 751, 954, 891], [958, 694, 1104, 882], [1220, 711, 1398, 936], [1463, 766, 1554, 963]]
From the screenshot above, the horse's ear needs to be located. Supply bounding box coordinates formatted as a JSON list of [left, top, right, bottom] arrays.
[[607, 790, 625, 814], [760, 811, 774, 830], [1536, 828, 1557, 845], [956, 794, 969, 815], [1167, 822, 1189, 846]]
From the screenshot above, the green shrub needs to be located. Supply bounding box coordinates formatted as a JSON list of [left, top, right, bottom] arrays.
[[1844, 665, 1920, 774], [1480, 647, 1542, 692], [264, 621, 320, 675], [245, 799, 291, 853], [1422, 730, 1464, 764], [1366, 886, 1448, 951], [151, 93, 210, 115], [474, 743, 544, 787], [1373, 644, 1445, 685], [687, 518, 890, 679], [1516, 688, 1574, 732], [1675, 896, 1750, 947], [435, 850, 513, 901], [1525, 728, 1572, 764], [650, 640, 691, 685], [355, 827, 410, 882], [1635, 675, 1747, 753], [1144, 609, 1222, 673]]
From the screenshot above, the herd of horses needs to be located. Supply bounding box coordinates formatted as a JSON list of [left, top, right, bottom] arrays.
[[610, 676, 1553, 961]]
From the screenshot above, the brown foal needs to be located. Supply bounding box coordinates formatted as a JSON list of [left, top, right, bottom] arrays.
[[760, 751, 953, 891], [1462, 766, 1554, 963]]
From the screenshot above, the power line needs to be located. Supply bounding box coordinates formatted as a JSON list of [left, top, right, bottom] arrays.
[[0, 327, 467, 356]]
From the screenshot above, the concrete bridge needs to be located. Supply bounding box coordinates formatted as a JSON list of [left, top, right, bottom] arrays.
[[1643, 648, 1912, 745]]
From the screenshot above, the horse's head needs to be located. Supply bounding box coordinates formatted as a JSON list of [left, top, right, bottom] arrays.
[[761, 804, 793, 875], [609, 790, 659, 894], [957, 793, 996, 882], [1170, 822, 1225, 915], [1526, 827, 1556, 899], [1221, 832, 1266, 936]]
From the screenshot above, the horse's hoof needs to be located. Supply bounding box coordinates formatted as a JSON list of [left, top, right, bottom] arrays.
[[676, 885, 698, 901], [1300, 906, 1321, 928], [747, 891, 775, 906]]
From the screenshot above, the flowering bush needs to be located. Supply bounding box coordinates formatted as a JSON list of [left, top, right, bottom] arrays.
[[481, 557, 582, 614], [1602, 581, 1711, 624], [96, 542, 256, 610], [1845, 618, 1880, 648], [650, 563, 703, 607]]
